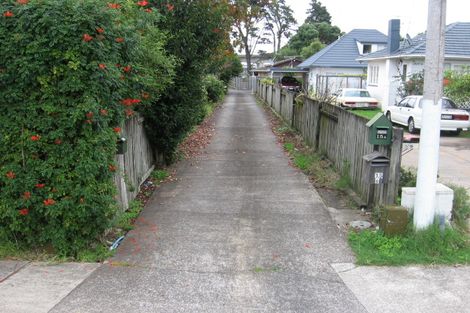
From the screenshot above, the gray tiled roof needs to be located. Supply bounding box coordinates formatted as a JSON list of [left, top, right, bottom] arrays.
[[298, 29, 387, 68], [360, 22, 470, 60]]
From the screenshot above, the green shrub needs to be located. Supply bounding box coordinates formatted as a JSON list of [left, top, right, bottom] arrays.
[[444, 70, 470, 107], [203, 74, 226, 103], [140, 0, 230, 162], [261, 77, 275, 85], [399, 167, 417, 197], [449, 185, 470, 230], [349, 224, 470, 265], [0, 0, 173, 256]]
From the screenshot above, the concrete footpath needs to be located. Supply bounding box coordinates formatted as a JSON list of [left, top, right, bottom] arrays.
[[1, 90, 469, 313]]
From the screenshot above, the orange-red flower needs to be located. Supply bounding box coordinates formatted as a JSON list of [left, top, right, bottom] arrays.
[[107, 3, 121, 9], [115, 37, 124, 43], [23, 191, 31, 199], [99, 63, 106, 70], [83, 33, 93, 42], [123, 65, 131, 73], [121, 98, 141, 106], [212, 28, 221, 33], [86, 112, 94, 119], [113, 127, 121, 133], [108, 164, 117, 172], [84, 119, 92, 124], [137, 1, 149, 6], [100, 109, 108, 116], [3, 11, 14, 17], [31, 135, 40, 141], [54, 138, 62, 145], [6, 171, 16, 179], [43, 198, 55, 206], [17, 0, 29, 4], [166, 3, 174, 11], [19, 208, 29, 216], [145, 8, 152, 13], [35, 183, 45, 188], [96, 27, 105, 34]]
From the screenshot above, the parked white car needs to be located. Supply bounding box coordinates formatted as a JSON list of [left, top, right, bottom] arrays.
[[333, 88, 379, 109], [384, 95, 470, 134]]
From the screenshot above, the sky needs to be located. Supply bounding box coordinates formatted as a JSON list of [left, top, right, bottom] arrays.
[[258, 0, 470, 53]]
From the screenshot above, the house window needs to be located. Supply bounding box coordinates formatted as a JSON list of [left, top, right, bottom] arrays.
[[369, 65, 379, 85], [363, 44, 372, 54], [453, 64, 470, 73], [402, 64, 407, 81]]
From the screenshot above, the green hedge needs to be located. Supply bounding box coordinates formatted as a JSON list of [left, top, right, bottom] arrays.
[[0, 0, 173, 255]]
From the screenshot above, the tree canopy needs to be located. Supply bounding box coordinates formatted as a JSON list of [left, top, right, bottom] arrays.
[[230, 0, 270, 73], [265, 0, 296, 54], [305, 0, 331, 24], [276, 0, 342, 60]]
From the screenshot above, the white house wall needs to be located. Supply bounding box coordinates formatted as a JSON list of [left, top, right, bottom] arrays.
[[373, 57, 470, 109], [367, 60, 391, 108], [307, 67, 365, 93]]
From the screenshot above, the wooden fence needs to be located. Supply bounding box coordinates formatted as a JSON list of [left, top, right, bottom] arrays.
[[256, 80, 403, 206], [113, 114, 155, 211]]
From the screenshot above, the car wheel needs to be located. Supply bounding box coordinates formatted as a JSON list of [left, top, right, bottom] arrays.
[[386, 111, 391, 121], [408, 117, 416, 134]]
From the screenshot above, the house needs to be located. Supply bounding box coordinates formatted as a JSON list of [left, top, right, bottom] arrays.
[[252, 58, 307, 80], [359, 20, 470, 108], [239, 54, 274, 76], [298, 29, 388, 94]]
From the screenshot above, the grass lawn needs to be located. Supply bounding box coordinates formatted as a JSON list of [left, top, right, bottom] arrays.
[[351, 108, 382, 120], [349, 225, 470, 266], [459, 130, 470, 138]]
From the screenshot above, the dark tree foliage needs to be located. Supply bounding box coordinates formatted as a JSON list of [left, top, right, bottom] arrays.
[[305, 0, 331, 24], [141, 0, 230, 162]]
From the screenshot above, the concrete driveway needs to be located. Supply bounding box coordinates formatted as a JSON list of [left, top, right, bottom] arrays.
[[402, 135, 470, 189]]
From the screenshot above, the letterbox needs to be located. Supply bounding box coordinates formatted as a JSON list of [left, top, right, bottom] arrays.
[[366, 113, 393, 146], [362, 151, 390, 184]]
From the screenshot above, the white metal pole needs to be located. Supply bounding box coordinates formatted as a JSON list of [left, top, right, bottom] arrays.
[[413, 0, 447, 229]]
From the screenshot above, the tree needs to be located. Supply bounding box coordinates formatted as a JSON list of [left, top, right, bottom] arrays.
[[305, 0, 331, 24], [275, 45, 298, 59], [143, 0, 232, 160], [230, 0, 270, 73], [300, 40, 324, 59], [444, 70, 470, 107], [315, 22, 342, 44], [265, 0, 296, 54], [284, 23, 319, 53]]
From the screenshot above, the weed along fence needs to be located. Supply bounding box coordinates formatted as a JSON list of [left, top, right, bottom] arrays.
[[256, 81, 403, 206], [114, 114, 155, 211]]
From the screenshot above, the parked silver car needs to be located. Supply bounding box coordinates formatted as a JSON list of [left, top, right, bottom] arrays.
[[333, 88, 379, 109]]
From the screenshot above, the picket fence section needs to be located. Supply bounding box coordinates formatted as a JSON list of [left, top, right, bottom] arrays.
[[256, 80, 403, 205], [113, 114, 155, 211]]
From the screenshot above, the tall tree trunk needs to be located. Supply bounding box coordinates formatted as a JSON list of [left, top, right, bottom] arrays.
[[245, 45, 252, 74]]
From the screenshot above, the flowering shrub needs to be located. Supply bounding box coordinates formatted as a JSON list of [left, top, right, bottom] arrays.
[[0, 0, 174, 255], [444, 70, 470, 109]]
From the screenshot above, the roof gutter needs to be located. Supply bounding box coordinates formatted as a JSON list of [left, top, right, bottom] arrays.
[[359, 54, 470, 62]]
